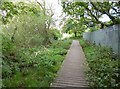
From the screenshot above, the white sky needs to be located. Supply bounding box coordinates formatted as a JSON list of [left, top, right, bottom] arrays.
[[99, 14, 110, 22], [44, 0, 64, 28]]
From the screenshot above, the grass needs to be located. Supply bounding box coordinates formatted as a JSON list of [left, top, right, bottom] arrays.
[[79, 38, 119, 88]]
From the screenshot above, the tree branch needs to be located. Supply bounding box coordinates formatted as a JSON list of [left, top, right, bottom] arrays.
[[90, 2, 116, 23], [35, 0, 44, 10], [85, 7, 107, 28]]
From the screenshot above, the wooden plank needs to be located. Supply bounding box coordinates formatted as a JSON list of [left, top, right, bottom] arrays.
[[51, 40, 89, 88]]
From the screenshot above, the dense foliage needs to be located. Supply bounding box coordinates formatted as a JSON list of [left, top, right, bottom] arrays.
[[0, 1, 57, 45], [1, 0, 71, 88], [2, 36, 71, 87], [80, 39, 119, 88], [62, 18, 86, 37]]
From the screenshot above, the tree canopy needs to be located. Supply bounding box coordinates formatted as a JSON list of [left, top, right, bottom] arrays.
[[62, 18, 86, 37], [62, 1, 120, 29]]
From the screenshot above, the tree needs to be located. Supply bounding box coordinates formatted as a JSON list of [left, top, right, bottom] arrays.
[[1, 0, 57, 46], [0, 1, 18, 24], [62, 1, 120, 29], [1, 1, 42, 44], [63, 18, 86, 37], [1, 1, 51, 47], [35, 0, 54, 45], [90, 1, 120, 25]]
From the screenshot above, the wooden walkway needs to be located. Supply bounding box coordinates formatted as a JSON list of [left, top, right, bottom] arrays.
[[51, 40, 89, 88]]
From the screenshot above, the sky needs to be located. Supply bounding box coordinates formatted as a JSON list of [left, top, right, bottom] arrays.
[[42, 0, 64, 29]]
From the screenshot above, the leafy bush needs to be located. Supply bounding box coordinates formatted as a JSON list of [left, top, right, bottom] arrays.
[[80, 39, 119, 88], [2, 34, 18, 78], [49, 29, 62, 41], [2, 34, 16, 56]]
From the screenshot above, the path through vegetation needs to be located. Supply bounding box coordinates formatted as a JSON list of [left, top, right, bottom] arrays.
[[51, 40, 89, 87]]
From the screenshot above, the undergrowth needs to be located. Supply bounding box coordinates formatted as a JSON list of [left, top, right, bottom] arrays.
[[80, 39, 119, 88], [2, 35, 72, 87]]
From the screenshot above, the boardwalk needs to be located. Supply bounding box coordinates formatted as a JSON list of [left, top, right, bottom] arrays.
[[51, 40, 89, 88]]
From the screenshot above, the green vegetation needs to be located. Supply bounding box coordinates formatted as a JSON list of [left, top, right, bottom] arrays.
[[2, 34, 71, 87], [1, 0, 119, 88], [1, 0, 72, 87], [62, 18, 86, 37], [80, 39, 119, 88]]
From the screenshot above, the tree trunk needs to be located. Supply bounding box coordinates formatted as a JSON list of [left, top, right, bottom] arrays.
[[74, 32, 77, 37], [100, 23, 104, 29], [11, 26, 17, 43]]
